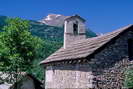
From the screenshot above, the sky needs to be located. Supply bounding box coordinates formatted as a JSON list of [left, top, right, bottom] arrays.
[[0, 0, 133, 33]]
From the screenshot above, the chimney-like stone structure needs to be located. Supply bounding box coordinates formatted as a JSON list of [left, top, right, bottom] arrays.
[[64, 15, 86, 48]]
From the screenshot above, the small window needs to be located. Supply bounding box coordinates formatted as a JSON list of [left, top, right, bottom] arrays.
[[73, 23, 78, 35], [128, 39, 133, 60]]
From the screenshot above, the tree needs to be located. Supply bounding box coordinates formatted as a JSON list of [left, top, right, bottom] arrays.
[[0, 18, 43, 84], [31, 40, 62, 80]]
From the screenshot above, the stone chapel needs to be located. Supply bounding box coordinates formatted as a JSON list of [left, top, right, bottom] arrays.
[[40, 15, 133, 89]]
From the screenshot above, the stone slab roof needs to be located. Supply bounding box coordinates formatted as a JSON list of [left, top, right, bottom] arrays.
[[40, 24, 133, 64]]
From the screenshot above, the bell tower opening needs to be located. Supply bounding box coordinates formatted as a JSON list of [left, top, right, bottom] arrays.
[[73, 23, 78, 35]]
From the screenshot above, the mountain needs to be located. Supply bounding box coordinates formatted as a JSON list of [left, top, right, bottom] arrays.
[[30, 20, 97, 42], [30, 20, 64, 41], [39, 14, 69, 27], [0, 15, 97, 42], [0, 16, 8, 29]]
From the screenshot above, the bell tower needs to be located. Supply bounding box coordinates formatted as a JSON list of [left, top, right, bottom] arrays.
[[64, 15, 86, 48]]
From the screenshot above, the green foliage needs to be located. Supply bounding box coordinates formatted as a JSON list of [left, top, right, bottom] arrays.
[[0, 18, 43, 83], [31, 41, 62, 80], [124, 68, 133, 88]]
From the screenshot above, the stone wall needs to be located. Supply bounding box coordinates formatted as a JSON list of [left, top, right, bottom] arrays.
[[92, 30, 133, 89], [45, 63, 94, 88], [45, 30, 133, 89]]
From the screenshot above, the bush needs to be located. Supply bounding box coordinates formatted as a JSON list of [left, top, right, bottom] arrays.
[[124, 69, 133, 88]]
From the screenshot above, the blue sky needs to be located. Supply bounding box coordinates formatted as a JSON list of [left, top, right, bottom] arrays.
[[0, 0, 133, 33]]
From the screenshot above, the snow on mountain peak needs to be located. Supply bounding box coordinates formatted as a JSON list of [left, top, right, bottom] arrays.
[[39, 14, 69, 27]]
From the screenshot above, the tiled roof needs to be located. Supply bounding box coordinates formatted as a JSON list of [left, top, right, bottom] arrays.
[[40, 24, 133, 64]]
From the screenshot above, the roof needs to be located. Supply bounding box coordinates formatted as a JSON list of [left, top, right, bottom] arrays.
[[65, 14, 86, 22], [10, 74, 43, 89], [26, 74, 43, 89], [40, 24, 133, 65]]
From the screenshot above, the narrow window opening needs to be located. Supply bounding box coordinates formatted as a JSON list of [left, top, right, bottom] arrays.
[[128, 39, 133, 61], [73, 23, 78, 35]]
